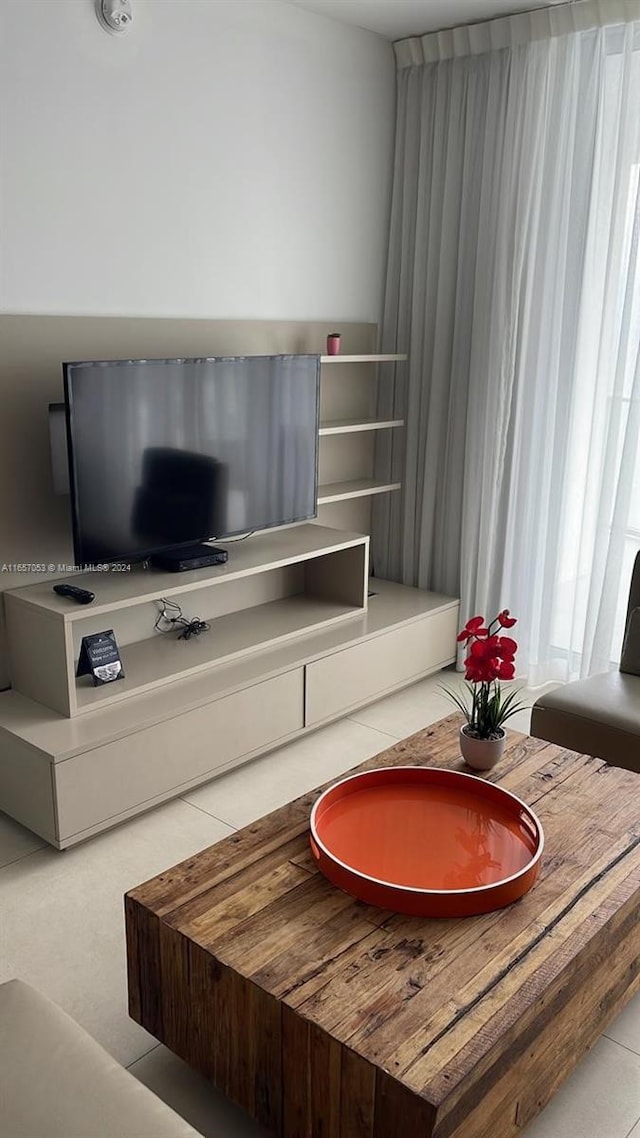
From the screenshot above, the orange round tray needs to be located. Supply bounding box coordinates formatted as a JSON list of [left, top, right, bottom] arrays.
[[309, 767, 544, 918]]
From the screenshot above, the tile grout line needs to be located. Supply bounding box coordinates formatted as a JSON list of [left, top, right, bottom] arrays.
[[0, 843, 49, 874], [623, 1114, 640, 1138], [178, 796, 238, 832], [344, 717, 403, 739], [125, 1042, 162, 1070], [179, 736, 412, 830], [603, 1032, 640, 1060]]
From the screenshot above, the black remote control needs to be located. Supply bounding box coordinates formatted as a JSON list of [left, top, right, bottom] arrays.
[[53, 584, 95, 604]]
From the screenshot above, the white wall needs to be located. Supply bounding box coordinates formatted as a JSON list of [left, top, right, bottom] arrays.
[[0, 0, 395, 322]]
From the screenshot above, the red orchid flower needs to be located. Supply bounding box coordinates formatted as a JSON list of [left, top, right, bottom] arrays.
[[457, 612, 520, 683], [449, 607, 524, 738], [456, 615, 489, 643], [496, 636, 517, 658], [465, 657, 500, 682]]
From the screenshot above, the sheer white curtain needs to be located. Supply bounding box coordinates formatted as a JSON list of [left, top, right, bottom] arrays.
[[374, 0, 640, 684]]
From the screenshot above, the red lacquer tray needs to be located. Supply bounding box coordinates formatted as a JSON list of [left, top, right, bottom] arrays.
[[309, 767, 544, 918]]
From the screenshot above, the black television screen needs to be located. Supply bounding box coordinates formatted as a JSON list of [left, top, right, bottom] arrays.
[[64, 354, 320, 566]]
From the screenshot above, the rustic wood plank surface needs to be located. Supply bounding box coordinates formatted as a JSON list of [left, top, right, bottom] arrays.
[[125, 715, 640, 1137]]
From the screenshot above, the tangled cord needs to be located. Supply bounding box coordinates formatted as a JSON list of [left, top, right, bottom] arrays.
[[154, 598, 210, 640]]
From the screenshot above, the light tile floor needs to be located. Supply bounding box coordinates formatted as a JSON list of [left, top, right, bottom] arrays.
[[1, 672, 639, 1138]]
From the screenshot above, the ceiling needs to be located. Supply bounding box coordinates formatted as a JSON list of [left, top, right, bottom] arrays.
[[283, 0, 568, 41]]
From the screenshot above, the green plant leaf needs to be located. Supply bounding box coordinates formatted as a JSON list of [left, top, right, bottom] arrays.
[[440, 679, 528, 738]]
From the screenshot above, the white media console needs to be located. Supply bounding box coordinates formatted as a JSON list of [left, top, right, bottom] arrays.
[[0, 523, 459, 848], [0, 336, 459, 847]]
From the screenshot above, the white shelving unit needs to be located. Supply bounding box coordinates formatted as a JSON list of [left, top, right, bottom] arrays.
[[317, 354, 406, 520], [0, 347, 462, 851], [0, 521, 459, 849], [0, 321, 461, 852]]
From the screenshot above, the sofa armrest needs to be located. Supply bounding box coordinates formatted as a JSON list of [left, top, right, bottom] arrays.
[[0, 979, 202, 1138], [621, 606, 640, 676]]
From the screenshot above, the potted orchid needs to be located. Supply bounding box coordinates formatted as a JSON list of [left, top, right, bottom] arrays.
[[442, 609, 527, 770]]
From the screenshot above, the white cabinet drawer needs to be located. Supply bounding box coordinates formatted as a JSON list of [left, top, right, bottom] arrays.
[[305, 609, 457, 727], [55, 669, 303, 840]]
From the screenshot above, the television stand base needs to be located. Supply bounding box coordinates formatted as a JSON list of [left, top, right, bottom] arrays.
[[150, 544, 228, 572]]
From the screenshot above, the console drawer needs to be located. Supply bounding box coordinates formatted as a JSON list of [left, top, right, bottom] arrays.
[[55, 669, 303, 841], [305, 609, 457, 726]]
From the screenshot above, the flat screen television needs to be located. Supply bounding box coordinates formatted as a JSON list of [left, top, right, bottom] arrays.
[[63, 354, 320, 567]]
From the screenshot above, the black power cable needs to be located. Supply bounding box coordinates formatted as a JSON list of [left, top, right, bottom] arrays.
[[154, 598, 210, 640]]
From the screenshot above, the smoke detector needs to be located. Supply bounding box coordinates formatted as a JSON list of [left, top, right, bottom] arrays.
[[96, 0, 133, 35]]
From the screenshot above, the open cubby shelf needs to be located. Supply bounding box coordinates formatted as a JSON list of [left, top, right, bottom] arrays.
[[317, 352, 405, 508], [76, 593, 360, 711], [9, 525, 366, 619], [4, 524, 369, 718]]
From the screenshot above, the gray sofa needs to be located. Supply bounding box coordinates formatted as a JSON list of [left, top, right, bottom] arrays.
[[0, 979, 202, 1138], [531, 552, 640, 774]]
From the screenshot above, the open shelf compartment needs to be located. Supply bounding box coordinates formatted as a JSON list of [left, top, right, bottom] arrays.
[[4, 525, 368, 717]]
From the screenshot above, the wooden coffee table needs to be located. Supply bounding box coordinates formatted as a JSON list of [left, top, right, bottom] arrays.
[[125, 716, 640, 1138]]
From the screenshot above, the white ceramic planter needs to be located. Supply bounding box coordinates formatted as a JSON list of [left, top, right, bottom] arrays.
[[459, 726, 506, 771]]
